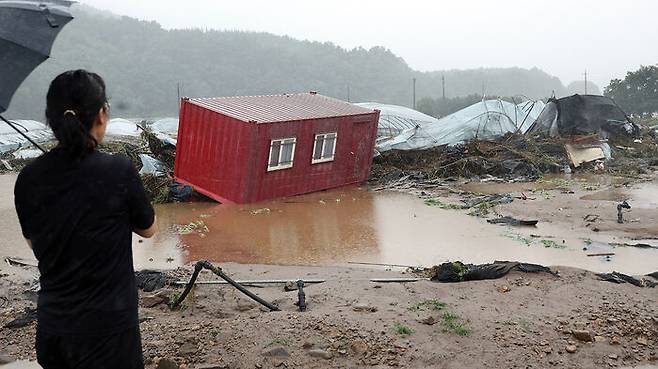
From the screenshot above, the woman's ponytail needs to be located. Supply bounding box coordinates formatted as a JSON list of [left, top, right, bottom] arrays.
[[45, 70, 107, 159]]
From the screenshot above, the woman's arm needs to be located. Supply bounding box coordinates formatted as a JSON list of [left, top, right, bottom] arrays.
[[134, 216, 157, 239]]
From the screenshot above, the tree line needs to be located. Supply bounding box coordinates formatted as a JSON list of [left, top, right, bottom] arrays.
[[7, 5, 578, 120], [604, 65, 658, 116]]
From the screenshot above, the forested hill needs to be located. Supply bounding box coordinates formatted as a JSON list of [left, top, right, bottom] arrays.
[[7, 5, 569, 120]]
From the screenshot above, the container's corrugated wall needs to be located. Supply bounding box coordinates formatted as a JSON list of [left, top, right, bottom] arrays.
[[174, 100, 255, 203], [247, 112, 379, 203], [176, 99, 378, 204]]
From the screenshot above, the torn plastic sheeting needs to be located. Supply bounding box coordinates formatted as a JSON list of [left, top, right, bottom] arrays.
[[355, 102, 439, 139], [138, 154, 168, 176], [375, 100, 544, 152], [155, 132, 177, 147], [13, 148, 43, 159], [0, 120, 53, 154], [375, 126, 418, 152], [596, 271, 656, 288], [106, 118, 141, 137], [150, 117, 179, 136], [135, 270, 167, 292], [429, 261, 554, 283]]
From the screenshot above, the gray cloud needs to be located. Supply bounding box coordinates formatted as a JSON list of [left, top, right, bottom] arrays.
[[82, 0, 658, 88]]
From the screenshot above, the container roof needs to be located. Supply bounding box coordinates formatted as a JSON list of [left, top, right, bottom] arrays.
[[187, 93, 376, 124]]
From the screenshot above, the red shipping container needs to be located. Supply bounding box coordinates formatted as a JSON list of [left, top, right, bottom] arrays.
[[174, 92, 380, 204]]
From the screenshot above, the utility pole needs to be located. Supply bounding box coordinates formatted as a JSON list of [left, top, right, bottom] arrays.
[[412, 77, 417, 109], [442, 75, 446, 100], [177, 82, 182, 114], [583, 69, 588, 95], [347, 85, 351, 103]]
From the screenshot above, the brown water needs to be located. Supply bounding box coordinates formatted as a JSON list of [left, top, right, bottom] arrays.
[[2, 174, 657, 274]]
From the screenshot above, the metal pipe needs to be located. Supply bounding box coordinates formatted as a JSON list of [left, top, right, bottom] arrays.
[[171, 279, 326, 286], [296, 280, 306, 312], [172, 277, 426, 285], [170, 260, 280, 311], [370, 278, 429, 283], [348, 261, 422, 269]]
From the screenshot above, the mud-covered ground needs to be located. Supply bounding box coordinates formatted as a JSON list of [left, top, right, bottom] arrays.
[[2, 133, 658, 368], [1, 262, 656, 369]]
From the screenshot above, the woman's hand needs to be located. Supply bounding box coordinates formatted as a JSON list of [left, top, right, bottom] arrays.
[[133, 216, 157, 239]]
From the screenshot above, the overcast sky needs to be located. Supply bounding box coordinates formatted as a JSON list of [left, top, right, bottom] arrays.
[[82, 0, 658, 88]]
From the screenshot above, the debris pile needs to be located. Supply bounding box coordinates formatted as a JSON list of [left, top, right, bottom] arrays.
[[372, 128, 658, 189], [0, 118, 185, 203], [426, 261, 555, 283], [371, 133, 569, 184]]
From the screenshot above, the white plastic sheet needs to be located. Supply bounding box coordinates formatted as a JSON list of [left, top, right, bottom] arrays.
[[151, 118, 179, 136], [138, 154, 168, 176], [106, 118, 141, 137], [0, 120, 53, 154], [355, 103, 439, 138], [13, 148, 43, 159], [373, 99, 545, 152]]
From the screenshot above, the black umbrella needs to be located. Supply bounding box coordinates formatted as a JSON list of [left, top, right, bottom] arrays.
[[0, 0, 74, 152]]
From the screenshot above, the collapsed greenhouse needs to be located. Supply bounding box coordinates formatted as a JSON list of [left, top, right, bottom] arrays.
[[362, 100, 546, 152]]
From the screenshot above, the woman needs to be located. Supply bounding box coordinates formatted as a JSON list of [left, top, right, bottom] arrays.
[[14, 70, 156, 369]]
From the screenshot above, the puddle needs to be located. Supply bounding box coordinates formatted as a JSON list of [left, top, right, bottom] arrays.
[[580, 188, 627, 201], [580, 181, 658, 209], [627, 182, 658, 209], [461, 181, 557, 195], [134, 186, 658, 274], [1, 174, 657, 275], [463, 173, 633, 196]]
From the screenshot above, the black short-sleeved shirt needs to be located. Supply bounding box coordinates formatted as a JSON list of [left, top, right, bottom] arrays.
[[14, 148, 155, 336]]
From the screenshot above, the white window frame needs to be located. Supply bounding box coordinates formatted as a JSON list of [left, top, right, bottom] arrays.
[[267, 137, 296, 171], [311, 132, 337, 164]]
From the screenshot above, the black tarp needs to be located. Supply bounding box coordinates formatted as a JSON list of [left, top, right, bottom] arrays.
[[527, 94, 639, 138], [429, 261, 555, 283]]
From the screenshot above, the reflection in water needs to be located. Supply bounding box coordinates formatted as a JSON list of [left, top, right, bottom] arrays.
[[140, 188, 381, 267], [135, 186, 658, 274], [1, 174, 657, 275]]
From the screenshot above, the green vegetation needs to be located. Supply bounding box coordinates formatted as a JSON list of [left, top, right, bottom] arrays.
[[424, 198, 467, 210], [409, 299, 446, 312], [441, 312, 471, 336], [466, 201, 494, 217], [540, 239, 566, 249], [267, 338, 290, 346], [168, 291, 188, 310], [174, 220, 209, 235], [6, 5, 567, 120], [504, 231, 566, 249], [503, 231, 534, 247], [394, 323, 415, 335], [605, 64, 658, 116]]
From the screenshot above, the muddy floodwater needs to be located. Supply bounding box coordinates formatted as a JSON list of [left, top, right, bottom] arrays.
[[1, 174, 657, 274]]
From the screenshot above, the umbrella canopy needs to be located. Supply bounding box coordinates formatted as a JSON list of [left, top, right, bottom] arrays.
[[0, 0, 74, 113]]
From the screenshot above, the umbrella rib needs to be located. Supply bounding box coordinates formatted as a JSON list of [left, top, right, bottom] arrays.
[[0, 36, 52, 57], [0, 114, 46, 153]]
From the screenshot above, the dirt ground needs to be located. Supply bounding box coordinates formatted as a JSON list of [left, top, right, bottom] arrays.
[[1, 143, 658, 368], [1, 260, 656, 369]]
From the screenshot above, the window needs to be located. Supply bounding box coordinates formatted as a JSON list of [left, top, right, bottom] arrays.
[[268, 137, 296, 171], [312, 133, 337, 164]]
